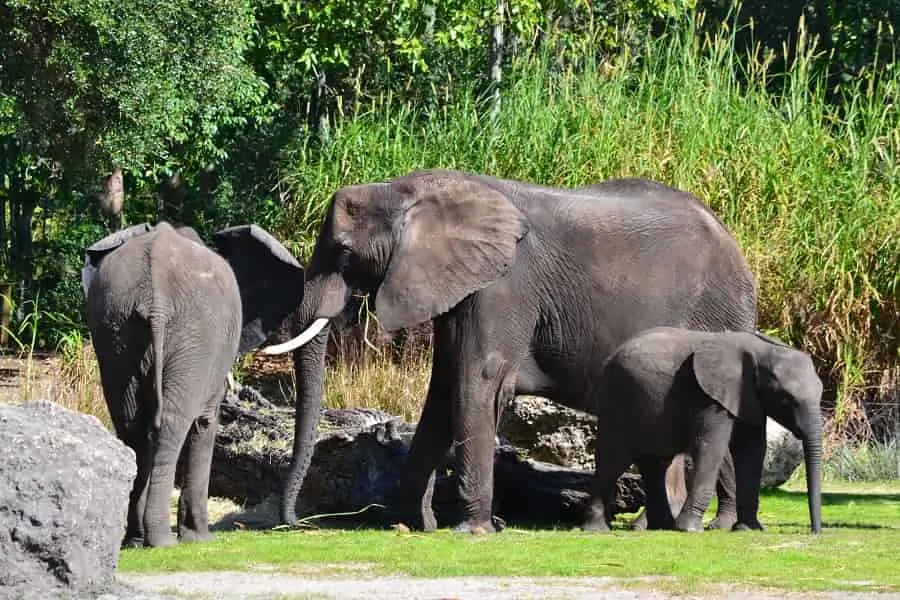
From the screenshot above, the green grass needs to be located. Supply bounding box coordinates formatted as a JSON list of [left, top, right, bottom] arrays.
[[119, 483, 900, 594], [276, 14, 899, 435]]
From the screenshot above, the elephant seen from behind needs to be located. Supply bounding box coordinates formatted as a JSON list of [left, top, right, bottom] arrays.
[[265, 168, 760, 533], [583, 327, 823, 534], [83, 222, 304, 547]]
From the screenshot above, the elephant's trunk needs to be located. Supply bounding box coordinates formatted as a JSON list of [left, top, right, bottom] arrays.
[[802, 420, 823, 534], [280, 322, 329, 525], [280, 273, 347, 525]]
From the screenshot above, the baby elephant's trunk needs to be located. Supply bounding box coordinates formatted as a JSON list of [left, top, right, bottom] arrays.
[[801, 421, 823, 533]]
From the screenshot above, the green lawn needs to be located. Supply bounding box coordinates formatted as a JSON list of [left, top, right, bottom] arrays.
[[119, 482, 900, 593]]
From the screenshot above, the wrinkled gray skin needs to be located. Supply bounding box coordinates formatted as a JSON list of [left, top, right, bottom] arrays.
[[279, 169, 758, 533], [84, 222, 303, 547], [583, 327, 823, 534]]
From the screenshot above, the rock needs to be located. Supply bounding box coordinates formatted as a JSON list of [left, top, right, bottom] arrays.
[[763, 418, 804, 488], [500, 396, 597, 470], [0, 400, 136, 599], [209, 386, 646, 529]]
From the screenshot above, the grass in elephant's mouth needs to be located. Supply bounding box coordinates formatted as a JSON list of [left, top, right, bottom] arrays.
[[120, 482, 900, 594]]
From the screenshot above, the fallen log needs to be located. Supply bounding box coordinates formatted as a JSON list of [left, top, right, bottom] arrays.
[[204, 386, 645, 530]]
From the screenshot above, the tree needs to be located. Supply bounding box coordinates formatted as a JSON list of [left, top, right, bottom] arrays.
[[0, 0, 268, 341]]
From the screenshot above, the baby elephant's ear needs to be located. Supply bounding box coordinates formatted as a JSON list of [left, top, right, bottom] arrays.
[[692, 340, 765, 427]]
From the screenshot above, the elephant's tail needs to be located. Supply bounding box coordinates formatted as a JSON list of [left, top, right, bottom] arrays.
[[150, 314, 165, 433]]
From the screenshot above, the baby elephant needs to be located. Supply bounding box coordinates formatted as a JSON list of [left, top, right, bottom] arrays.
[[583, 327, 823, 534]]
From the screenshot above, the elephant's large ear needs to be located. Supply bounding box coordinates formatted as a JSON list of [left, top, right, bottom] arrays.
[[213, 225, 305, 354], [85, 222, 153, 266], [374, 176, 529, 332], [82, 223, 153, 296], [692, 339, 764, 426]]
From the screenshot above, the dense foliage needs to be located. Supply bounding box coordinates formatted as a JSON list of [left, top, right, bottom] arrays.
[[0, 0, 267, 337], [0, 1, 897, 436]]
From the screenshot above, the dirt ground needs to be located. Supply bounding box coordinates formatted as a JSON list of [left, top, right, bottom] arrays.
[[116, 571, 900, 600]]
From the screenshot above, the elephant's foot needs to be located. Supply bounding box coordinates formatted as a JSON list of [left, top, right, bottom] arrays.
[[121, 536, 145, 549], [582, 505, 612, 533], [706, 511, 738, 530], [452, 518, 497, 535], [674, 513, 705, 533], [144, 530, 177, 548], [732, 519, 765, 532], [178, 527, 215, 543], [581, 517, 611, 533]]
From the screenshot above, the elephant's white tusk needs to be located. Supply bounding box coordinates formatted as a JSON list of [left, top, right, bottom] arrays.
[[261, 318, 329, 355]]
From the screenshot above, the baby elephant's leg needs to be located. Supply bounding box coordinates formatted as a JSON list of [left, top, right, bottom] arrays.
[[585, 430, 633, 532], [639, 456, 678, 530], [675, 405, 735, 532]]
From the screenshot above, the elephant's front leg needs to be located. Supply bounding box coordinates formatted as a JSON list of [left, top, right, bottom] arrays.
[[177, 402, 220, 543], [675, 405, 734, 532], [397, 344, 454, 532], [731, 423, 766, 531], [452, 349, 512, 534]]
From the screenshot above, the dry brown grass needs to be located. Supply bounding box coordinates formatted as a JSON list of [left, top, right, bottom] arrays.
[[50, 323, 432, 428], [53, 335, 111, 429], [323, 348, 431, 423]]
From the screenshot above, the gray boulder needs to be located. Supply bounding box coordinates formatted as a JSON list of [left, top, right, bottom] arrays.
[[763, 418, 804, 488], [499, 396, 597, 470], [0, 400, 136, 599]]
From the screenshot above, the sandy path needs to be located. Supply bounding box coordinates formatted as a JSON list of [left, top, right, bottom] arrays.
[[118, 572, 900, 600]]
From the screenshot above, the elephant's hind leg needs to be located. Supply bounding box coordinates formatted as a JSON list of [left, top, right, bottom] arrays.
[[177, 401, 220, 543], [143, 411, 193, 547], [98, 353, 151, 548], [639, 456, 678, 530], [584, 432, 633, 532], [706, 453, 738, 530]]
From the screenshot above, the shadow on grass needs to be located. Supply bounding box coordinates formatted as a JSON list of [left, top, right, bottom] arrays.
[[760, 487, 900, 530]]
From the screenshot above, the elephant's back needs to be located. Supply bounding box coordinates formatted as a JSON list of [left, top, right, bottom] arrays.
[[89, 226, 241, 335]]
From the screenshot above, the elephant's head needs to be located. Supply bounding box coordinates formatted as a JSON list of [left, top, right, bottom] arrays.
[[692, 331, 824, 533], [265, 169, 530, 353], [273, 169, 529, 525], [83, 221, 304, 356]]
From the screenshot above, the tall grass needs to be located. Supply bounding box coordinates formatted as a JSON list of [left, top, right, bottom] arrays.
[[53, 331, 110, 429], [324, 350, 432, 423], [279, 13, 899, 440]]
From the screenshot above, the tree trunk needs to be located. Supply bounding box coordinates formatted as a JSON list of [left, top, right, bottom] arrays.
[[10, 187, 37, 291], [489, 0, 505, 128]]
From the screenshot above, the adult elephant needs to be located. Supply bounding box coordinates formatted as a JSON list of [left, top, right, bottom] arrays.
[[269, 169, 758, 533], [84, 221, 304, 547]]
